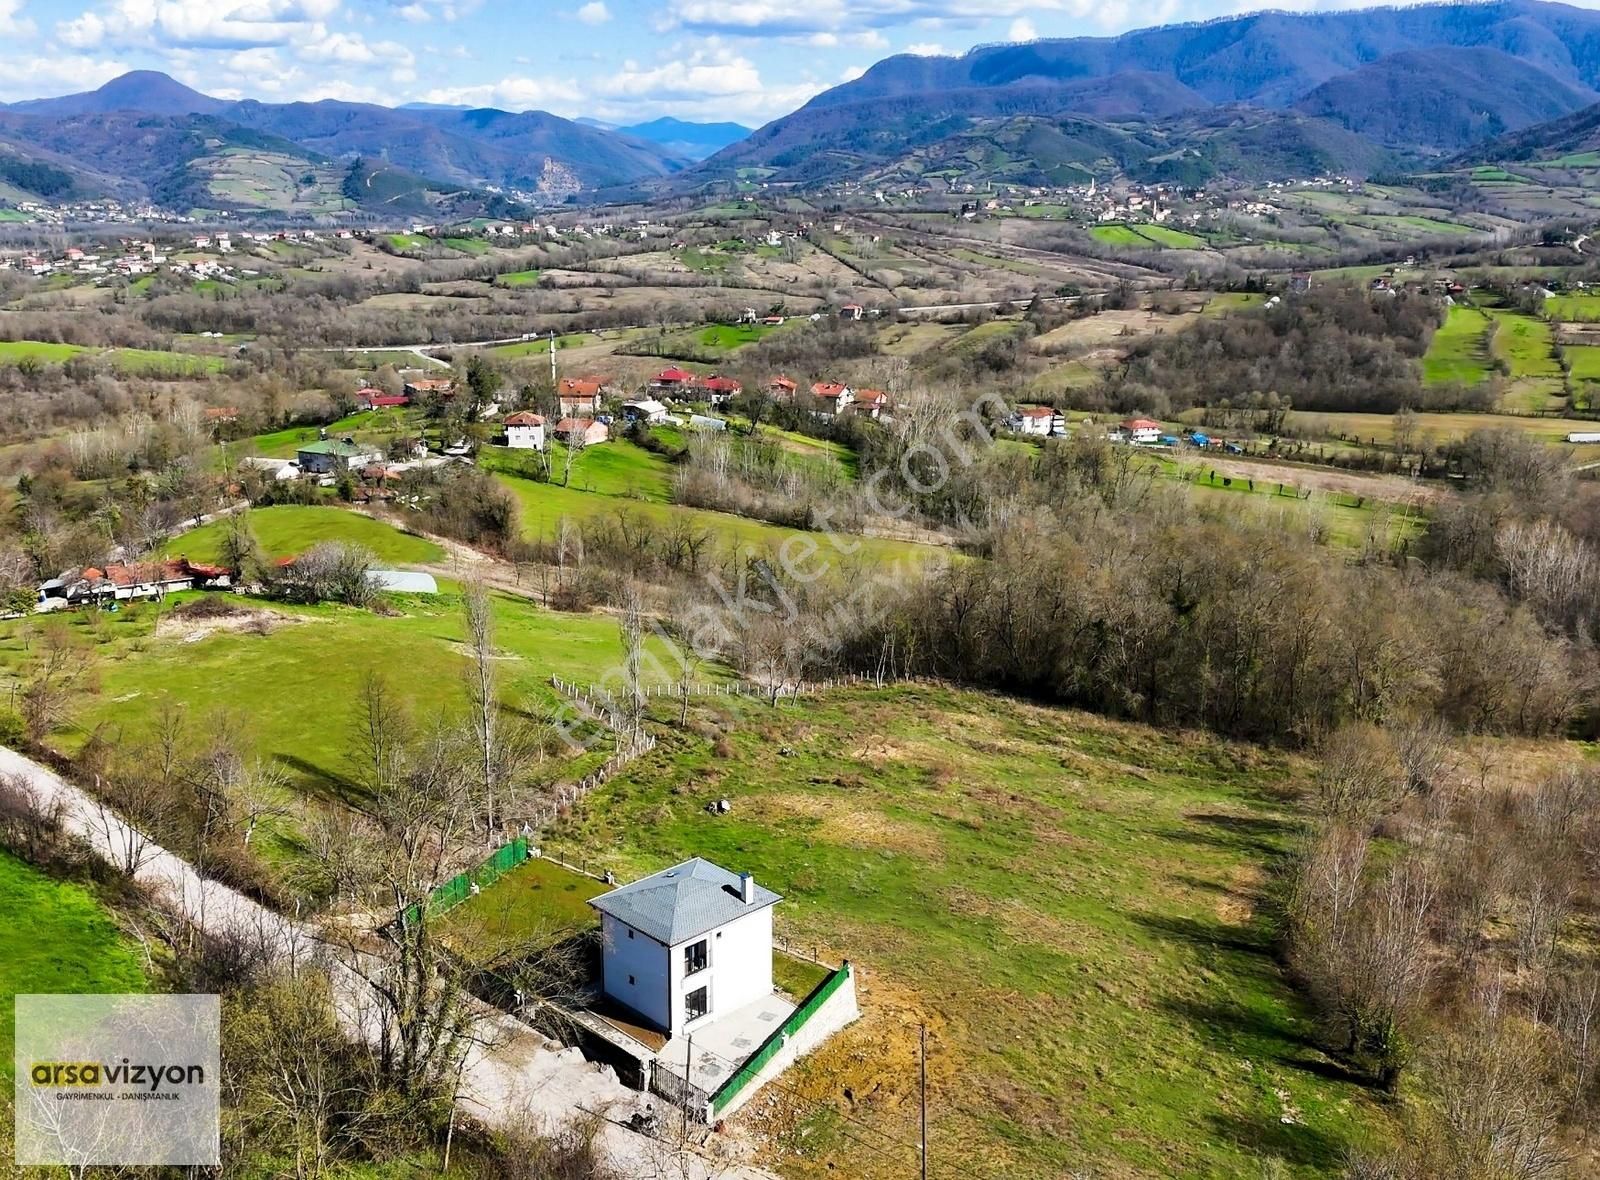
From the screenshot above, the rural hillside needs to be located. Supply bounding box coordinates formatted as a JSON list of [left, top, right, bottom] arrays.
[[4, 1, 1600, 1179]]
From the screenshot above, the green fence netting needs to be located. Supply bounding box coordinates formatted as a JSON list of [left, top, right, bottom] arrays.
[[710, 961, 852, 1117]]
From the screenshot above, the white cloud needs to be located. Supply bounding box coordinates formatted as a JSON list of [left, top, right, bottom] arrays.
[[0, 0, 36, 37], [904, 42, 946, 55], [839, 64, 864, 81], [575, 1, 610, 23], [0, 54, 130, 101], [1009, 17, 1037, 40]]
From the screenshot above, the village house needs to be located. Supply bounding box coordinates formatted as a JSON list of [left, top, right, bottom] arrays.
[[41, 557, 230, 608], [839, 303, 864, 321], [297, 438, 382, 474], [851, 389, 889, 420], [593, 859, 780, 1041], [767, 375, 797, 399], [649, 367, 697, 396], [557, 376, 606, 416], [697, 375, 742, 406], [503, 411, 546, 450], [809, 382, 854, 419], [359, 389, 410, 409], [579, 857, 861, 1122], [1009, 406, 1058, 436], [403, 377, 455, 401], [1121, 417, 1163, 445], [553, 418, 610, 446]]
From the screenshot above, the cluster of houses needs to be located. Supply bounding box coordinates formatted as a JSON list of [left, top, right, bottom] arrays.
[[36, 557, 231, 610], [1006, 410, 1223, 449]]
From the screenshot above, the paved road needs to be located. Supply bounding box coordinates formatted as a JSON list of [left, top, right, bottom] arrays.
[[0, 745, 771, 1179]]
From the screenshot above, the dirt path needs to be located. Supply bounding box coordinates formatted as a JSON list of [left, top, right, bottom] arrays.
[[0, 744, 773, 1179]]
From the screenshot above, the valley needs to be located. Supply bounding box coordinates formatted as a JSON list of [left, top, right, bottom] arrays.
[[4, 4, 1600, 1179]]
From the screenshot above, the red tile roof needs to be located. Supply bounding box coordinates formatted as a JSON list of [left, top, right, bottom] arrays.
[[362, 392, 410, 407], [558, 377, 603, 397], [811, 382, 849, 399], [768, 376, 796, 392], [504, 411, 545, 426], [700, 375, 741, 393], [1019, 405, 1054, 418], [1123, 418, 1162, 430], [653, 367, 696, 383]]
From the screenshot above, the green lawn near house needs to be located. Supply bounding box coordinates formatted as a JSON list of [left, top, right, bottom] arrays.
[[168, 505, 445, 566], [444, 856, 608, 958], [0, 851, 146, 1081], [544, 684, 1392, 1179]]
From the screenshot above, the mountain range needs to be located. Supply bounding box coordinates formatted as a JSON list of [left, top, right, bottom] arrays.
[[0, 71, 743, 216], [6, 2, 1600, 216], [690, 0, 1600, 188]]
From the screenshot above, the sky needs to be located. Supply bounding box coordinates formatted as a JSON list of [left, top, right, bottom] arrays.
[[0, 0, 1594, 127]]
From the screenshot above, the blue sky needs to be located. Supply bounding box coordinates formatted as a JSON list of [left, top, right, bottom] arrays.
[[0, 0, 1591, 126]]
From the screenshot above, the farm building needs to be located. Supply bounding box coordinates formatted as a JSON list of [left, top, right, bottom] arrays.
[[503, 411, 546, 450], [767, 375, 797, 398], [297, 439, 382, 474], [42, 558, 230, 608], [621, 399, 669, 424], [359, 389, 410, 409], [553, 418, 610, 446]]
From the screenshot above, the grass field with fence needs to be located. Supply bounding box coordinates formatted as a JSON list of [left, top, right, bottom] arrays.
[[542, 683, 1392, 1179]]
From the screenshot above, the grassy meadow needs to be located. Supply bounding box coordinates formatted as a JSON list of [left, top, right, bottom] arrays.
[[169, 505, 445, 566], [0, 851, 146, 1080], [1421, 305, 1491, 386], [544, 684, 1390, 1179]]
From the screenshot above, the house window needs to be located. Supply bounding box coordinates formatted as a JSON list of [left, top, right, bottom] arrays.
[[628, 975, 635, 986], [684, 939, 708, 976], [685, 986, 708, 1023], [627, 929, 634, 939]]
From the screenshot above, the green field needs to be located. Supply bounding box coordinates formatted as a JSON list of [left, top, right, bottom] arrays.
[[386, 233, 430, 251], [1487, 309, 1564, 410], [0, 851, 146, 1080], [545, 685, 1389, 1178], [238, 411, 404, 461], [444, 856, 608, 957], [0, 588, 680, 825], [493, 269, 541, 287], [1547, 293, 1600, 322], [1089, 223, 1207, 250], [1566, 344, 1600, 382], [482, 439, 673, 501], [0, 340, 226, 375], [169, 506, 445, 566], [498, 472, 942, 570], [1422, 305, 1492, 386]]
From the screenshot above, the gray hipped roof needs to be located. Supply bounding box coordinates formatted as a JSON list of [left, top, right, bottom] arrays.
[[589, 858, 781, 945]]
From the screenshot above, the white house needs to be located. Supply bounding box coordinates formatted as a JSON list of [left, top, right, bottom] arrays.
[[1121, 417, 1162, 445], [1010, 406, 1058, 436], [503, 411, 546, 450], [590, 858, 781, 1040]]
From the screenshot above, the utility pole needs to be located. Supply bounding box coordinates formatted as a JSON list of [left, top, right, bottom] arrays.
[[920, 1023, 928, 1180]]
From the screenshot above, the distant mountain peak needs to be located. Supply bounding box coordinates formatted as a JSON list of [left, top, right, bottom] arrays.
[[8, 70, 228, 117]]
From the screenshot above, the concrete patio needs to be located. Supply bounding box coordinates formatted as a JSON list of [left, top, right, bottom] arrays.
[[653, 993, 797, 1094]]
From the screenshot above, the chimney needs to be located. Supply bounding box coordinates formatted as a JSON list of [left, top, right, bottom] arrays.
[[739, 872, 754, 905]]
